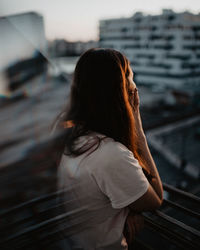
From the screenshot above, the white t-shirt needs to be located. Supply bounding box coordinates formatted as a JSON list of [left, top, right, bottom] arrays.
[[57, 131, 149, 250]]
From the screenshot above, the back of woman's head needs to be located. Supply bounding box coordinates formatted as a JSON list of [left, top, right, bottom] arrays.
[[68, 48, 132, 139], [58, 48, 137, 157]]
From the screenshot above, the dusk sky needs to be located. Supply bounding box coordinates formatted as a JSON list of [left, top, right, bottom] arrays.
[[1, 0, 200, 41]]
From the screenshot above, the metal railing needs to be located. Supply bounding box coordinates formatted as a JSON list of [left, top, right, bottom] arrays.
[[0, 183, 199, 250], [134, 183, 200, 250]]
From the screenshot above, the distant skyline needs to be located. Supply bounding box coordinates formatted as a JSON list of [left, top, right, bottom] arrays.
[[1, 0, 200, 41]]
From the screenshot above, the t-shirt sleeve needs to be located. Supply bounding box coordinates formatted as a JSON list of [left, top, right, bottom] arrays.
[[91, 141, 149, 209]]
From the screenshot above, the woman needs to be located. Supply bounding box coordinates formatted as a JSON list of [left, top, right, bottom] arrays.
[[56, 48, 163, 250]]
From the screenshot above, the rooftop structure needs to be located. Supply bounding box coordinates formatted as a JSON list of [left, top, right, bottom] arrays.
[[99, 9, 200, 89]]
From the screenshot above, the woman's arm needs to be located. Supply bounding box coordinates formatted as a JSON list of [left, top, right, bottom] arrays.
[[135, 126, 163, 201], [129, 88, 163, 212]]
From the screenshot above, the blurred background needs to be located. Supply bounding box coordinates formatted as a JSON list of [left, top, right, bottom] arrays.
[[0, 0, 200, 249]]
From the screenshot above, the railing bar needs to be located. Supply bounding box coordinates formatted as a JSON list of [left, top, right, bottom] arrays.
[[0, 198, 94, 234], [0, 191, 59, 217], [144, 214, 186, 239], [0, 202, 63, 232], [0, 212, 74, 243], [153, 210, 200, 237], [163, 183, 200, 204], [3, 203, 64, 232], [144, 216, 199, 249], [0, 188, 82, 217], [163, 199, 200, 219], [0, 210, 54, 233]]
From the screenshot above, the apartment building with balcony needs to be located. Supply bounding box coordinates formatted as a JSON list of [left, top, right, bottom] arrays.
[[99, 9, 200, 90]]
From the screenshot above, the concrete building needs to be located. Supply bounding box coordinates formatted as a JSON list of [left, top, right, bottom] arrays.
[[49, 39, 98, 57], [99, 9, 200, 90], [0, 12, 46, 71], [0, 12, 47, 95]]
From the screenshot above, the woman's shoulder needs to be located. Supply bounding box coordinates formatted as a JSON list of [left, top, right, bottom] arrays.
[[87, 131, 134, 162]]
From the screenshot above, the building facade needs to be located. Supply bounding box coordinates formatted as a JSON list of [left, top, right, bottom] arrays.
[[0, 12, 47, 95], [49, 39, 98, 57], [99, 9, 200, 89]]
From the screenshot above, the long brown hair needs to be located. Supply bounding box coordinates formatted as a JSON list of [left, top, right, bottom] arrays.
[[54, 48, 148, 174]]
